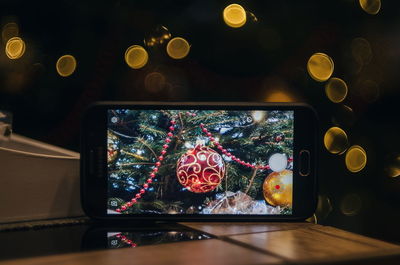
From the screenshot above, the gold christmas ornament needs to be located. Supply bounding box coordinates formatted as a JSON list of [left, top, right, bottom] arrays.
[[263, 170, 293, 207]]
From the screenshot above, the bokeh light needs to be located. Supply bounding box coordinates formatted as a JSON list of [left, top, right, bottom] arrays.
[[306, 214, 318, 224], [223, 4, 247, 28], [166, 37, 190, 59], [56, 55, 77, 77], [307, 53, 334, 82], [124, 45, 149, 69], [247, 11, 258, 23], [345, 145, 367, 173], [5, 37, 25, 59], [144, 25, 171, 47], [325, 78, 348, 103], [2, 22, 19, 42], [315, 195, 333, 221], [251, 111, 266, 122], [384, 154, 400, 178], [358, 79, 380, 103], [144, 72, 166, 93], [340, 193, 362, 216], [359, 0, 381, 15], [324, 127, 349, 154], [351, 38, 372, 67], [264, 90, 297, 102], [332, 104, 355, 127]]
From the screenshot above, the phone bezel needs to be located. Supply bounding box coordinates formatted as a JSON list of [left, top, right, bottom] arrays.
[[81, 102, 318, 221]]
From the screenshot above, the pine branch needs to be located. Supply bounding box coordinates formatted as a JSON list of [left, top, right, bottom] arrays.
[[244, 168, 259, 194], [139, 124, 167, 137], [137, 138, 158, 159], [121, 150, 149, 161], [117, 162, 154, 168]]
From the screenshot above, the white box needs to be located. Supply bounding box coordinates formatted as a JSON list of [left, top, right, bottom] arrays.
[[0, 134, 83, 223]]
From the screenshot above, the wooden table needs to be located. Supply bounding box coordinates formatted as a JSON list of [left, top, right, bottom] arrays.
[[2, 222, 400, 265]]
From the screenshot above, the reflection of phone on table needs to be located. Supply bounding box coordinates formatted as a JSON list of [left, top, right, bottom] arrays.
[[81, 102, 318, 221]]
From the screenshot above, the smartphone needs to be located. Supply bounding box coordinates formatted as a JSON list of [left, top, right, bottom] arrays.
[[81, 102, 318, 221]]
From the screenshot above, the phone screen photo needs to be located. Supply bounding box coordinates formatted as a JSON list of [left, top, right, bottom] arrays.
[[106, 109, 295, 216]]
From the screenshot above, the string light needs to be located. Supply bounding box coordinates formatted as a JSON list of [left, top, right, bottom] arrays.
[[2, 22, 19, 42], [351, 38, 372, 66], [5, 37, 25, 59], [325, 78, 348, 103], [251, 111, 265, 122], [359, 0, 381, 15], [56, 55, 77, 77], [324, 127, 349, 154], [332, 104, 355, 127], [385, 154, 400, 178], [345, 145, 367, 173], [359, 79, 379, 103], [340, 193, 362, 216], [166, 37, 190, 59], [144, 25, 171, 47], [223, 4, 247, 28], [307, 53, 334, 82], [144, 72, 166, 93], [124, 45, 148, 69]]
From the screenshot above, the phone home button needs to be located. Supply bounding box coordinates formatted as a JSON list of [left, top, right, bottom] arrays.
[[299, 150, 310, 176]]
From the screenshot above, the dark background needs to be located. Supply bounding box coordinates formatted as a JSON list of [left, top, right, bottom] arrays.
[[1, 0, 399, 243]]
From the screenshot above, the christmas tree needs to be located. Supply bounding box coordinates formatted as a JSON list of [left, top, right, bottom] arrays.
[[107, 109, 293, 215]]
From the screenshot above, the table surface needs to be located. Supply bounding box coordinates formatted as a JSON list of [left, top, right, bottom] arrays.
[[1, 222, 400, 265]]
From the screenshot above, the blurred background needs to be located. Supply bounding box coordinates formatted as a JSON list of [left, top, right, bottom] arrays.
[[0, 0, 399, 243]]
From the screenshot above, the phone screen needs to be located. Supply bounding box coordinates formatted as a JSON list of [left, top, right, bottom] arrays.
[[107, 230, 212, 249], [106, 109, 294, 215]]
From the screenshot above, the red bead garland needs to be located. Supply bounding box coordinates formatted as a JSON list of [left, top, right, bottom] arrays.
[[116, 119, 176, 212], [116, 233, 137, 247], [199, 123, 292, 170]]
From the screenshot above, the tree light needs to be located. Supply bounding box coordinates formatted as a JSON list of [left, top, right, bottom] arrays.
[[324, 127, 348, 154], [325, 78, 348, 103], [223, 4, 247, 28], [5, 37, 25, 59], [345, 145, 367, 173], [56, 55, 77, 77], [252, 111, 265, 122], [166, 37, 190, 60], [307, 53, 334, 82], [359, 0, 381, 15], [125, 45, 148, 69]]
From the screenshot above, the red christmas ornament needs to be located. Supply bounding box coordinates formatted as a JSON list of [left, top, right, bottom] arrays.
[[176, 145, 225, 193]]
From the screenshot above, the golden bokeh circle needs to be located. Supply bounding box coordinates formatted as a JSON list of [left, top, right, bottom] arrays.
[[223, 4, 247, 28], [345, 145, 367, 173], [384, 154, 400, 178], [56, 55, 77, 77], [124, 45, 149, 69], [359, 0, 381, 15], [5, 37, 25, 59], [340, 193, 362, 216], [351, 38, 372, 66], [166, 37, 190, 60], [360, 79, 379, 103], [324, 127, 349, 154], [325, 78, 348, 103], [307, 53, 334, 82], [144, 72, 166, 93], [2, 22, 19, 42], [316, 195, 333, 220], [332, 104, 355, 127]]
